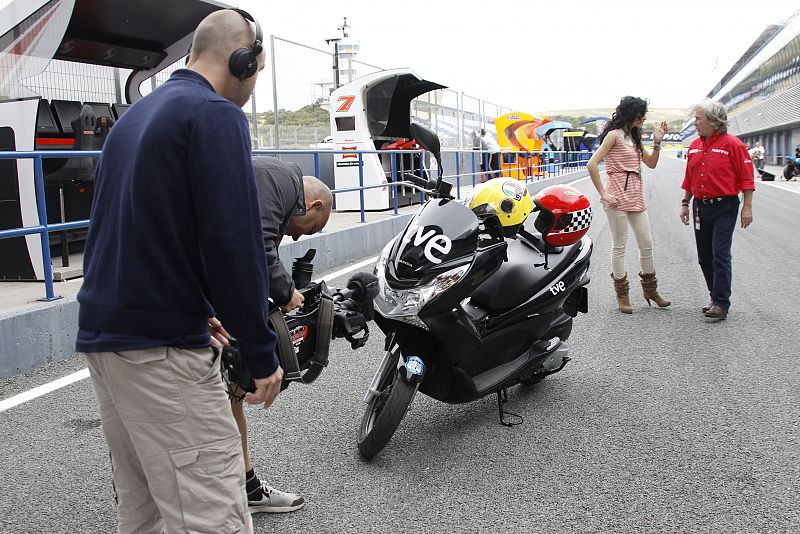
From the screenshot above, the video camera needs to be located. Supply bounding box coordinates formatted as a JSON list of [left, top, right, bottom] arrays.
[[221, 249, 378, 394]]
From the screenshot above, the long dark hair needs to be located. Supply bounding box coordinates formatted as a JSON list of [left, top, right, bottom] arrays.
[[599, 96, 649, 154]]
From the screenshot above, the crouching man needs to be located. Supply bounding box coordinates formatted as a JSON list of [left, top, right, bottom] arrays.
[[232, 156, 332, 513]]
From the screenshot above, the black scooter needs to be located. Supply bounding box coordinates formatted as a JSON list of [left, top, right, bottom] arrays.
[[783, 155, 800, 181], [356, 123, 593, 458]]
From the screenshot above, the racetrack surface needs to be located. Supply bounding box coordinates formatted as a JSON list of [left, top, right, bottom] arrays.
[[1, 157, 798, 533]]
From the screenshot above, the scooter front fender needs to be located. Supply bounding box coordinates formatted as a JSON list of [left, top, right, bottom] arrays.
[[363, 345, 399, 403]]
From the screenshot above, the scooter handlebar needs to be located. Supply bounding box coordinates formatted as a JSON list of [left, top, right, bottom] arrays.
[[401, 172, 437, 190]]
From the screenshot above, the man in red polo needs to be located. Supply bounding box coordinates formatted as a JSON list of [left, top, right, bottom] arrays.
[[679, 99, 755, 320]]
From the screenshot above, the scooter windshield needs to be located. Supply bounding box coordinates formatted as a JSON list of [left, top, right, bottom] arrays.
[[388, 198, 479, 286]]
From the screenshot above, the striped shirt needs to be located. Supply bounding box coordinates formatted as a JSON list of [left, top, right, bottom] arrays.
[[602, 129, 646, 212]]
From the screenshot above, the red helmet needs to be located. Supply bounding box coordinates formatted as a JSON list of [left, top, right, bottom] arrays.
[[533, 185, 592, 246]]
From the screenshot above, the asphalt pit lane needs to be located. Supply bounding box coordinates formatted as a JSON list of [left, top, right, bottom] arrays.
[[65, 418, 102, 434]]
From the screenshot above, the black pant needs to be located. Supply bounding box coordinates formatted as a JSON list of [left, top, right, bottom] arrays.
[[693, 196, 739, 310], [481, 152, 500, 179]]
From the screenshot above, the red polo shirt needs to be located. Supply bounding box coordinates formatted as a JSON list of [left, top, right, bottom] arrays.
[[681, 132, 756, 199]]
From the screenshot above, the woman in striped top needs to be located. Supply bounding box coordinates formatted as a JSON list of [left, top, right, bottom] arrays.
[[587, 96, 671, 314]]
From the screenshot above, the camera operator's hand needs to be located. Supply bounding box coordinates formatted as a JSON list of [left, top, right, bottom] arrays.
[[245, 366, 283, 409], [280, 289, 304, 313], [207, 316, 230, 349]]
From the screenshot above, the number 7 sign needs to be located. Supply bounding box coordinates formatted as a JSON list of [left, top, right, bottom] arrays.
[[337, 95, 356, 112]]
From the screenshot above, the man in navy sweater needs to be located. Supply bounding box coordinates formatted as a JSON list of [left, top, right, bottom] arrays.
[[77, 10, 277, 533]]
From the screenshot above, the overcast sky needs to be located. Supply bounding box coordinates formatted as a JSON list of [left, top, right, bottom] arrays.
[[238, 0, 794, 113]]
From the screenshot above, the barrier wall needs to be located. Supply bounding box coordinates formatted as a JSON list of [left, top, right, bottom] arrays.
[[0, 212, 414, 378]]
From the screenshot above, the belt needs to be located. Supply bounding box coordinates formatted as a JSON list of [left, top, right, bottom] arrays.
[[697, 196, 734, 205], [623, 170, 640, 192]]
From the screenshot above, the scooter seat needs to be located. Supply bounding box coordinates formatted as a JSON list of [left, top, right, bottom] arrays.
[[470, 237, 580, 311]]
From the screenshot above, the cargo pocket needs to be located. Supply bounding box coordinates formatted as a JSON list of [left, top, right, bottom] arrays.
[[169, 435, 247, 534], [110, 347, 186, 423]]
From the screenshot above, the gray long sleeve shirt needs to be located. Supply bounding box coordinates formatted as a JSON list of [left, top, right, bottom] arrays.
[[252, 156, 305, 305]]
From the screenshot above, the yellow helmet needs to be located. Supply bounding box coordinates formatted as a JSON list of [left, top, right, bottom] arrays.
[[466, 178, 533, 236]]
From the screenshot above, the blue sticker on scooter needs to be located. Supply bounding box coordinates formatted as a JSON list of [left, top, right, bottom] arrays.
[[405, 356, 425, 376]]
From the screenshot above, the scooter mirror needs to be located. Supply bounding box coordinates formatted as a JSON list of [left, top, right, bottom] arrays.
[[409, 122, 440, 158], [409, 122, 445, 190]]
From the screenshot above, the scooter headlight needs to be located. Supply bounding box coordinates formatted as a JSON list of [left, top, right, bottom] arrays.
[[374, 263, 469, 329]]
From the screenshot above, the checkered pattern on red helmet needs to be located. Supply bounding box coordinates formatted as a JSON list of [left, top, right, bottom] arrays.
[[552, 207, 592, 235]]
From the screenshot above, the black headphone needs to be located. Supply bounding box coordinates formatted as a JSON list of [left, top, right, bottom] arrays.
[[228, 8, 263, 80]]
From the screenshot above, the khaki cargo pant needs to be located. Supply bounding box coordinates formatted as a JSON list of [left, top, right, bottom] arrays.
[[86, 346, 253, 534]]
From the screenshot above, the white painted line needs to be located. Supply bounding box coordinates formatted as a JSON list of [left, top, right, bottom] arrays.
[[0, 368, 89, 413], [566, 175, 590, 186], [0, 256, 381, 412], [757, 180, 800, 196], [316, 256, 377, 284]]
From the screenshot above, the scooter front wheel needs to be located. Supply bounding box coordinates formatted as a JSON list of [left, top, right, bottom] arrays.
[[357, 364, 417, 459]]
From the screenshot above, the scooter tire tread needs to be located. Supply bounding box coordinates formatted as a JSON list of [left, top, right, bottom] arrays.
[[357, 373, 417, 459]]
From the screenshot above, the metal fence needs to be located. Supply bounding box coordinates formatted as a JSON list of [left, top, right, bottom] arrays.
[[264, 36, 513, 150], [0, 147, 589, 300], [16, 59, 124, 103]]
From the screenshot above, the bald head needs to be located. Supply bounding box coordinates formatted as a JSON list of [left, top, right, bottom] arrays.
[[186, 10, 263, 106], [286, 176, 333, 241], [302, 176, 333, 211], [188, 10, 255, 65]]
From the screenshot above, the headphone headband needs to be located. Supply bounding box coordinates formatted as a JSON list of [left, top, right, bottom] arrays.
[[227, 8, 263, 80], [231, 8, 262, 56]]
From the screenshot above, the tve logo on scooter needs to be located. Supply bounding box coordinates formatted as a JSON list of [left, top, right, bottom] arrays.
[[400, 221, 452, 264]]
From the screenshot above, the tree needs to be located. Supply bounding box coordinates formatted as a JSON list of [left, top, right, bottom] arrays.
[[247, 104, 330, 128]]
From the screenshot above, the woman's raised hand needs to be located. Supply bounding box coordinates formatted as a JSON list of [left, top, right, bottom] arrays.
[[653, 121, 669, 143]]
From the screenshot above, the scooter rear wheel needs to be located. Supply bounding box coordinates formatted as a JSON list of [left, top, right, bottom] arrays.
[[357, 365, 417, 459]]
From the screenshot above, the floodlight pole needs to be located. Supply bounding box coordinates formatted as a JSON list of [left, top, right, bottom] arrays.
[[270, 35, 280, 148], [326, 17, 350, 91], [325, 37, 342, 90]]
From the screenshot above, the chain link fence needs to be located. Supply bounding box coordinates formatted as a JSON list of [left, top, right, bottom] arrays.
[[263, 37, 512, 150], [18, 60, 122, 103], [16, 33, 514, 151]]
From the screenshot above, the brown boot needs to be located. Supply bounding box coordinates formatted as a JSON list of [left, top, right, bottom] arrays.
[[611, 273, 633, 314], [639, 272, 671, 308]]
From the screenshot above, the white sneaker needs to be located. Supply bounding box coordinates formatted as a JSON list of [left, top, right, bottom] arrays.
[[247, 482, 305, 513]]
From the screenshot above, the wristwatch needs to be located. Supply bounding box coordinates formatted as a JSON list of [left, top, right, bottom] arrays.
[[681, 199, 690, 207]]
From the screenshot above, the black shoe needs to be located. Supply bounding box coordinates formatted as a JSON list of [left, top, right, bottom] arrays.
[[704, 305, 728, 320], [702, 302, 713, 313]]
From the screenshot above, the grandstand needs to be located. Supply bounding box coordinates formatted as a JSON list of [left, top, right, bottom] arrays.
[[684, 8, 800, 164]]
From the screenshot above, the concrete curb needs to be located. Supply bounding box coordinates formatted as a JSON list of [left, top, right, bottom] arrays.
[[0, 299, 80, 378], [276, 213, 413, 274], [525, 169, 589, 194], [0, 213, 414, 379]]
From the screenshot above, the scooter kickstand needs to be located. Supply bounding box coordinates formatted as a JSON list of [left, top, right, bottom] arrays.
[[497, 388, 523, 427]]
